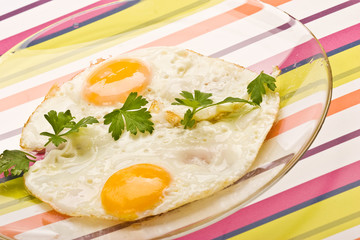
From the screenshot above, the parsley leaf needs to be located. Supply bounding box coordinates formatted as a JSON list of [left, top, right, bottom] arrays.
[[44, 110, 74, 135], [0, 150, 36, 177], [172, 91, 255, 129], [104, 92, 154, 140], [247, 71, 277, 105], [173, 90, 213, 109], [40, 110, 99, 147]]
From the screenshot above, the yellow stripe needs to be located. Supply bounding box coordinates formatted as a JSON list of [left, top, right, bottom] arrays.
[[331, 44, 360, 88], [0, 0, 223, 89], [229, 186, 360, 240]]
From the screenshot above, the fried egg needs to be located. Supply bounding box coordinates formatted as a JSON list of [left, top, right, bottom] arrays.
[[21, 47, 279, 221]]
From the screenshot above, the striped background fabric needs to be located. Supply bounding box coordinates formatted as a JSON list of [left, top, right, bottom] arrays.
[[0, 0, 359, 239]]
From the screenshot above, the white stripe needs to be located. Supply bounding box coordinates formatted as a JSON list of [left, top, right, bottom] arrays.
[[0, 0, 99, 40], [332, 77, 360, 100], [0, 0, 38, 16], [0, 135, 21, 150]]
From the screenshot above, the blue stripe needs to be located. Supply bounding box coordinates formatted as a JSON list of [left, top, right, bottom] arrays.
[[213, 179, 360, 240]]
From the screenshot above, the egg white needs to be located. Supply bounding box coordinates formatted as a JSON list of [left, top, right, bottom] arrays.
[[22, 47, 279, 220]]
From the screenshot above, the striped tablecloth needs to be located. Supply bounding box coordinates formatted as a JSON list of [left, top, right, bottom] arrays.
[[0, 0, 359, 239]]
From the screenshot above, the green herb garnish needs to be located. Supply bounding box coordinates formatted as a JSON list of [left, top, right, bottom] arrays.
[[104, 92, 154, 140], [0, 150, 36, 177], [40, 110, 99, 147], [173, 72, 277, 128], [172, 90, 255, 129], [247, 71, 277, 105]]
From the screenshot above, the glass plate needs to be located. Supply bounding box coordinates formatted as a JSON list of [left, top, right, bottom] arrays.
[[0, 0, 332, 239]]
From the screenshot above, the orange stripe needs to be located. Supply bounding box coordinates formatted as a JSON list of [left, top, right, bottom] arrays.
[[0, 210, 69, 238], [327, 89, 360, 116], [0, 0, 291, 113]]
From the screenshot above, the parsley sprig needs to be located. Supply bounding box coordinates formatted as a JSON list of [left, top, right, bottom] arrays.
[[104, 92, 154, 140], [172, 90, 255, 129], [0, 150, 36, 177], [172, 72, 276, 128], [40, 110, 99, 147]]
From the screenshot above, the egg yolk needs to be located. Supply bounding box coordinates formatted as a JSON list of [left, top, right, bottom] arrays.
[[83, 59, 151, 105], [101, 164, 171, 221]]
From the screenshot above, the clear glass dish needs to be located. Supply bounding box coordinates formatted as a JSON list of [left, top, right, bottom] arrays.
[[0, 0, 332, 239]]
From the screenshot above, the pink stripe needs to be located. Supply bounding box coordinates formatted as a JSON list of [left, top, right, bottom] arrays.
[[177, 160, 360, 240], [0, 0, 122, 55], [248, 22, 360, 73]]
